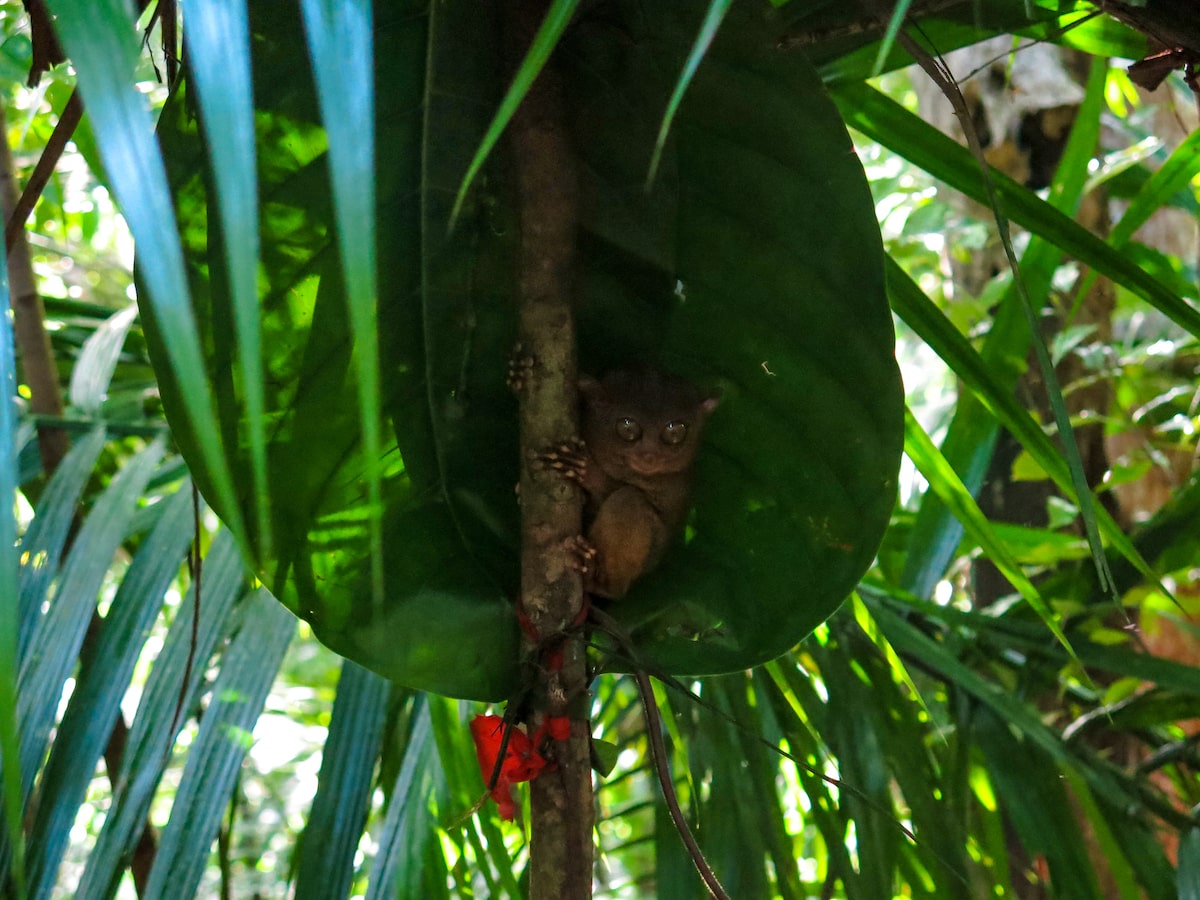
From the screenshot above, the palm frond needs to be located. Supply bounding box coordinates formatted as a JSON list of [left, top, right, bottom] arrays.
[[42, 0, 244, 540]]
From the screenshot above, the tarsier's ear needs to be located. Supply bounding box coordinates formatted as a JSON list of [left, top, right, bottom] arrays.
[[579, 374, 605, 403], [700, 390, 721, 417]]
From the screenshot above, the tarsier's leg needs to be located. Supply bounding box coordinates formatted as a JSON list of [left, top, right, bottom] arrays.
[[586, 486, 661, 599]]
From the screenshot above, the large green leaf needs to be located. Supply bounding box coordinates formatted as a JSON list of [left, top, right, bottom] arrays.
[[145, 1, 902, 699]]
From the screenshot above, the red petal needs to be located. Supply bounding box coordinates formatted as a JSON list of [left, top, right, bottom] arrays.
[[471, 714, 506, 778], [470, 714, 549, 819], [491, 785, 518, 821]]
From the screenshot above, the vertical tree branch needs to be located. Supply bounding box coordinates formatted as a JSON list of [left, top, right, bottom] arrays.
[[505, 2, 593, 896], [0, 101, 69, 474]]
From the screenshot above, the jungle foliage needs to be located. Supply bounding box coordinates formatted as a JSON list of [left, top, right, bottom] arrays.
[[3, 0, 1200, 897]]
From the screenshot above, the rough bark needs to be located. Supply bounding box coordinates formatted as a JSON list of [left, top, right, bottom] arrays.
[[505, 2, 594, 897]]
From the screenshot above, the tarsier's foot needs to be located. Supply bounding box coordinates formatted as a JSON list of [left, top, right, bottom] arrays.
[[506, 342, 536, 394], [533, 439, 589, 483], [563, 534, 598, 574]]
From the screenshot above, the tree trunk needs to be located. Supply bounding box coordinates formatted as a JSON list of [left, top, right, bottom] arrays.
[[506, 2, 594, 896]]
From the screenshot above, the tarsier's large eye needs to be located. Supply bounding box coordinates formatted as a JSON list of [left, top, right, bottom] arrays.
[[661, 421, 688, 445], [616, 417, 642, 442]]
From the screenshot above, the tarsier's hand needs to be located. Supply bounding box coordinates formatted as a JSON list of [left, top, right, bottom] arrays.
[[533, 439, 590, 485], [563, 534, 598, 575], [506, 341, 536, 395]]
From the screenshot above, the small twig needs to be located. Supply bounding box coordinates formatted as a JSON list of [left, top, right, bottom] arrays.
[[26, 414, 169, 438], [589, 608, 729, 900], [634, 670, 730, 900], [159, 0, 180, 89], [24, 0, 64, 86], [218, 764, 241, 900], [584, 622, 866, 804], [4, 91, 83, 257]]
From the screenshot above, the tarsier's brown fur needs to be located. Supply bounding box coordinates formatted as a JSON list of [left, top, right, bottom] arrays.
[[542, 369, 719, 598]]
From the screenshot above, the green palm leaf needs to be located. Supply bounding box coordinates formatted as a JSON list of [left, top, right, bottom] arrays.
[[364, 699, 443, 900], [78, 531, 249, 900], [0, 229, 25, 897], [294, 661, 390, 899], [182, 0, 271, 557], [42, 0, 244, 541], [834, 82, 1200, 336], [27, 484, 194, 896], [143, 590, 294, 898], [17, 437, 163, 803]]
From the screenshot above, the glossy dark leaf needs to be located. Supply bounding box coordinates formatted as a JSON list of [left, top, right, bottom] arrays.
[[147, 1, 902, 699]]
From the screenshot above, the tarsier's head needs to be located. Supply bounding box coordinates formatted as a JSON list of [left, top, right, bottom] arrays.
[[580, 369, 720, 478]]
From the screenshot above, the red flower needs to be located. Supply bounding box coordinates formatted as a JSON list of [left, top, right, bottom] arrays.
[[470, 715, 549, 821]]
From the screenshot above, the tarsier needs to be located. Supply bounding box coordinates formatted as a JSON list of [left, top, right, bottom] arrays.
[[540, 369, 720, 598]]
